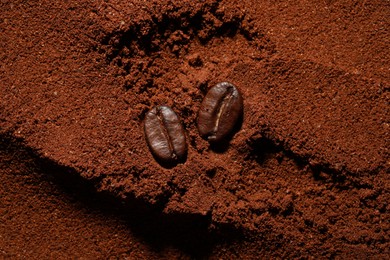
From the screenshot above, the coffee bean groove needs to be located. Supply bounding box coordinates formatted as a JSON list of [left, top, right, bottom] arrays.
[[197, 82, 243, 143], [144, 105, 187, 164]]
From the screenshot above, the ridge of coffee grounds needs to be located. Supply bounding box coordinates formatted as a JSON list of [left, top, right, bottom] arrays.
[[1, 136, 389, 258]]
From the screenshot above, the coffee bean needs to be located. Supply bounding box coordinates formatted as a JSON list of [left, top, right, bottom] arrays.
[[197, 82, 243, 142], [144, 105, 187, 164]]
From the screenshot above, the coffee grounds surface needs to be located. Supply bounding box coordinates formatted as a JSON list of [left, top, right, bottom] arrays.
[[0, 0, 389, 258]]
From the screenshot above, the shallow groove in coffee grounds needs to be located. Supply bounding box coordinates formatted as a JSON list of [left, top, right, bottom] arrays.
[[100, 2, 268, 63], [99, 1, 274, 93], [1, 132, 388, 258], [0, 134, 297, 258], [0, 135, 222, 252]]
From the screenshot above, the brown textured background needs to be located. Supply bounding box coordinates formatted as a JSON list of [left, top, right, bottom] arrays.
[[1, 0, 389, 258]]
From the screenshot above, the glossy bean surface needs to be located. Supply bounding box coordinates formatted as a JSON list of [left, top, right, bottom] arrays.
[[144, 105, 187, 164], [197, 82, 243, 142]]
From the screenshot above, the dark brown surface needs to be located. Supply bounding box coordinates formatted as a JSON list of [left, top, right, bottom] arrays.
[[197, 82, 243, 143], [0, 0, 389, 258], [144, 105, 187, 166]]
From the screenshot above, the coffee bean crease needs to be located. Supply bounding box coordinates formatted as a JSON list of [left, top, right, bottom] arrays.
[[197, 82, 243, 142], [144, 105, 187, 164]]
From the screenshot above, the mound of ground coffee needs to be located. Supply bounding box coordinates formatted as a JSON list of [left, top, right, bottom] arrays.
[[0, 0, 388, 258]]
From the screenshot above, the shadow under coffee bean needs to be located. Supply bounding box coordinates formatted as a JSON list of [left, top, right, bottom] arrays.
[[197, 82, 243, 143], [144, 105, 187, 167]]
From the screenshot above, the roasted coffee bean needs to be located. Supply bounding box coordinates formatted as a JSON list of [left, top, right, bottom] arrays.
[[144, 105, 187, 164], [197, 82, 243, 142]]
